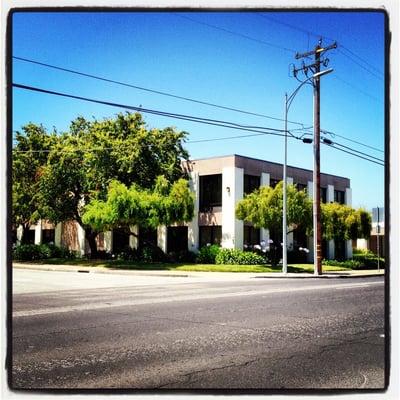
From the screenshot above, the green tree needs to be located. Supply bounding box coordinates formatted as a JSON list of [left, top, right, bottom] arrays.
[[37, 112, 190, 257], [321, 203, 371, 241], [82, 177, 194, 235], [236, 181, 313, 238], [12, 124, 55, 243]]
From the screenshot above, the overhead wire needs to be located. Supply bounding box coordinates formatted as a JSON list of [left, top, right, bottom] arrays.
[[13, 82, 383, 167], [13, 55, 304, 128]]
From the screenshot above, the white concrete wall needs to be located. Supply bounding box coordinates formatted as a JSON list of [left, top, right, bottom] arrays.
[[222, 167, 243, 249], [129, 226, 138, 249], [157, 226, 167, 253], [76, 223, 86, 256], [104, 231, 113, 252], [54, 223, 62, 247], [187, 171, 200, 252], [345, 187, 353, 259], [326, 184, 335, 259], [261, 172, 270, 187], [260, 172, 270, 247], [356, 238, 369, 250], [34, 221, 42, 245]]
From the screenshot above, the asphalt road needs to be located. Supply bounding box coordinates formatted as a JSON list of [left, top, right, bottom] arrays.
[[11, 269, 386, 391]]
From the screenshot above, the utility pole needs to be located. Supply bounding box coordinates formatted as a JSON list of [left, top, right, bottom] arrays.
[[293, 40, 336, 275]]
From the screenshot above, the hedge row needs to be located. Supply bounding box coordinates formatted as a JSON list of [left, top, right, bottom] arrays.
[[13, 244, 77, 261]]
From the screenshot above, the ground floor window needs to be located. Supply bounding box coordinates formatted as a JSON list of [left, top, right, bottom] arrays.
[[26, 230, 35, 244], [243, 226, 260, 250], [167, 226, 188, 253], [112, 229, 130, 253], [42, 229, 55, 244], [138, 227, 157, 249], [199, 225, 222, 248], [334, 239, 346, 260]]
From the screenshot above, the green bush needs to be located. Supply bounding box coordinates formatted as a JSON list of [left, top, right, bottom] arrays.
[[114, 247, 140, 261], [353, 253, 385, 269], [322, 259, 362, 269], [168, 250, 197, 263], [139, 246, 167, 263], [216, 249, 266, 265], [13, 244, 76, 261], [196, 244, 221, 264]]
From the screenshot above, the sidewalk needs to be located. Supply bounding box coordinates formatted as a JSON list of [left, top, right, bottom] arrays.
[[12, 262, 385, 280]]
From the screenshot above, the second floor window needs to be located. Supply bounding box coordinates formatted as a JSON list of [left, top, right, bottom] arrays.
[[321, 187, 327, 203], [244, 174, 260, 195], [199, 174, 222, 210], [334, 190, 345, 204]]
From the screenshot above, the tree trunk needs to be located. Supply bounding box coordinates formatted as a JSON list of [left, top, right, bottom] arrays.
[[85, 228, 99, 259], [19, 223, 31, 245]]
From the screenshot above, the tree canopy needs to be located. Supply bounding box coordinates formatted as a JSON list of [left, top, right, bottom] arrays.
[[14, 112, 191, 255], [12, 123, 56, 243], [236, 181, 313, 237], [82, 177, 194, 233]]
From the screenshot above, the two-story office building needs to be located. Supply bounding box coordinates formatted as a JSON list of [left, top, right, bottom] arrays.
[[15, 154, 352, 261]]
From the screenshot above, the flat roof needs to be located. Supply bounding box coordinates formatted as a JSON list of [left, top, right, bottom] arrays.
[[188, 154, 349, 181]]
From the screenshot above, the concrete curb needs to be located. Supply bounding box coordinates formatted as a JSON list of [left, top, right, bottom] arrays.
[[12, 263, 384, 280]]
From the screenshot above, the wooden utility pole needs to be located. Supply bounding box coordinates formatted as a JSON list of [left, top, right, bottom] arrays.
[[294, 40, 336, 275]]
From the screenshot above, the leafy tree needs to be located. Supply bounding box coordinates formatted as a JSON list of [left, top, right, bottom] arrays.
[[37, 112, 190, 257], [82, 177, 194, 235], [236, 181, 313, 238], [321, 203, 371, 241], [12, 124, 55, 243]]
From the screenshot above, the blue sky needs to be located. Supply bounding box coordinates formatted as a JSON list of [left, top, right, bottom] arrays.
[[12, 10, 385, 210]]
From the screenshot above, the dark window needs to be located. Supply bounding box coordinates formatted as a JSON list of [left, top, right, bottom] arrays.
[[320, 187, 327, 203], [113, 229, 130, 253], [244, 174, 260, 195], [167, 226, 188, 253], [270, 178, 280, 188], [199, 174, 222, 211], [296, 183, 307, 192], [334, 240, 346, 260], [26, 230, 35, 244], [199, 226, 222, 248], [42, 229, 55, 244], [334, 190, 345, 204], [243, 226, 260, 249], [139, 227, 157, 249]]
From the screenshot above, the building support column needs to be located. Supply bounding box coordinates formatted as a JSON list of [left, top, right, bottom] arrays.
[[77, 223, 86, 256], [129, 226, 138, 249], [187, 171, 200, 252], [345, 187, 353, 259], [54, 223, 62, 247], [157, 226, 167, 253], [104, 231, 113, 253], [222, 166, 243, 249], [34, 221, 42, 245]]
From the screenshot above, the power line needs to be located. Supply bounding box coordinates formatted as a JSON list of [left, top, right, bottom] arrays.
[[257, 13, 383, 79], [333, 75, 382, 103], [13, 55, 304, 127], [12, 83, 287, 137], [322, 129, 384, 153], [173, 13, 297, 54], [322, 141, 384, 166]]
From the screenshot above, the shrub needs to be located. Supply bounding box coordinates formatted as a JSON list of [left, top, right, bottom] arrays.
[[322, 259, 362, 269], [168, 250, 197, 263], [139, 246, 167, 263], [352, 253, 385, 269], [13, 244, 76, 261], [196, 244, 221, 264], [216, 248, 266, 265]]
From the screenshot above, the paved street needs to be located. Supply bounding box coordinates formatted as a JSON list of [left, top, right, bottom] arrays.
[[11, 269, 385, 390]]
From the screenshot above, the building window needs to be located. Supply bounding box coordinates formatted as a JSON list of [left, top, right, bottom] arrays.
[[113, 228, 130, 253], [167, 226, 188, 253], [243, 226, 260, 249], [42, 229, 55, 244], [199, 226, 222, 248], [270, 178, 280, 188], [138, 227, 157, 249], [296, 183, 307, 192], [244, 174, 260, 195], [334, 190, 345, 204], [26, 230, 35, 244], [199, 174, 222, 211], [321, 187, 327, 203]]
